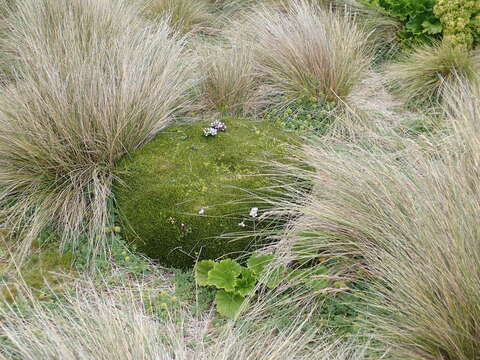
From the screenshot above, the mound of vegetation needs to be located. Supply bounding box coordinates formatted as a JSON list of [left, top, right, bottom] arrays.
[[115, 118, 299, 268]]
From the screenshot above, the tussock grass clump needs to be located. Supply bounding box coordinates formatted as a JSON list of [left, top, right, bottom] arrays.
[[270, 80, 480, 359], [144, 0, 213, 34], [198, 44, 260, 115], [240, 0, 373, 103], [0, 0, 195, 261], [388, 42, 480, 105]]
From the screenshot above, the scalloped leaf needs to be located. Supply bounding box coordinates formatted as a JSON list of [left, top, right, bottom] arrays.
[[195, 260, 216, 286], [207, 259, 242, 292], [247, 253, 274, 275], [215, 290, 245, 319], [235, 268, 257, 296]]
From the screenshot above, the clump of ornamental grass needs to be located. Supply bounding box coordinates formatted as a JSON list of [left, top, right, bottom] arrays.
[[388, 41, 480, 106], [143, 0, 213, 34], [237, 0, 373, 104], [0, 280, 369, 360], [269, 0, 400, 60], [197, 43, 261, 116], [267, 79, 480, 359], [0, 0, 196, 262]]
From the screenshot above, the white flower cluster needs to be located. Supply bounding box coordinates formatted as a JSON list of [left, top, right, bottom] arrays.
[[203, 121, 227, 137], [203, 127, 218, 137]]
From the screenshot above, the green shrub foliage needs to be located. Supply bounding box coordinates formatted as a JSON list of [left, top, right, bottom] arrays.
[[367, 0, 480, 48], [371, 0, 442, 44], [114, 118, 298, 268], [434, 0, 480, 49]]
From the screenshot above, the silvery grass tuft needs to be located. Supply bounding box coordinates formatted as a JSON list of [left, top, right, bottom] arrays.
[[143, 0, 213, 34], [388, 42, 480, 106], [266, 78, 480, 359], [197, 43, 262, 116], [238, 0, 373, 104], [0, 0, 196, 262], [0, 0, 16, 84], [0, 280, 369, 359]]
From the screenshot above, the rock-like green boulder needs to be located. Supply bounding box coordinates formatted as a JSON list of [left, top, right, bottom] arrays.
[[114, 118, 297, 268]]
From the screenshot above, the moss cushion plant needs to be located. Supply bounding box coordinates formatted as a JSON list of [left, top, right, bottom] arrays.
[[114, 118, 298, 268]]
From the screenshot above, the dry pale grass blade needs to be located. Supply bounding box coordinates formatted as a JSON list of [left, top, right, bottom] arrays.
[[387, 42, 480, 106], [143, 0, 213, 34], [0, 280, 369, 360], [238, 0, 373, 103], [0, 0, 16, 84], [266, 78, 480, 359], [0, 0, 197, 262], [197, 43, 262, 116]]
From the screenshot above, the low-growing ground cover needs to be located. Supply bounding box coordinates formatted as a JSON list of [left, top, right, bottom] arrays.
[[115, 117, 299, 268]]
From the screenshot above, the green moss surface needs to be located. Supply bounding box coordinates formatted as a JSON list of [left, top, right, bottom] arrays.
[[114, 118, 298, 268]]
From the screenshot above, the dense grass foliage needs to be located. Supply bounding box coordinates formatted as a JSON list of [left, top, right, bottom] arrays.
[[0, 282, 369, 360], [115, 118, 298, 268], [239, 1, 373, 103], [388, 42, 479, 105], [0, 0, 195, 261], [198, 44, 260, 115], [269, 80, 480, 359], [143, 0, 213, 34]]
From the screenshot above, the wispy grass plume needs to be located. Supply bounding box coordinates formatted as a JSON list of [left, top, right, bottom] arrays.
[[268, 78, 480, 359], [0, 280, 368, 360], [388, 42, 480, 106], [239, 0, 373, 103], [197, 43, 261, 116], [0, 0, 196, 262], [143, 0, 213, 34]]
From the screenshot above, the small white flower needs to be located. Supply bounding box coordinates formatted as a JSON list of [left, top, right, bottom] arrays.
[[238, 221, 246, 228], [249, 207, 259, 218], [203, 127, 218, 137], [210, 120, 227, 132], [198, 208, 205, 215]]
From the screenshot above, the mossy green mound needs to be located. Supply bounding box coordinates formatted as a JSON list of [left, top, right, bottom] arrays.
[[114, 118, 298, 268]]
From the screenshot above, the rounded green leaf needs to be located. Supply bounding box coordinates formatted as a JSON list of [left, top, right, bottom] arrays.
[[207, 259, 242, 292], [235, 268, 257, 296], [215, 290, 245, 319], [195, 260, 216, 286]]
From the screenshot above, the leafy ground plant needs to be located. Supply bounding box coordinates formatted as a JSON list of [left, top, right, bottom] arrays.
[[364, 0, 442, 46], [265, 96, 336, 135], [194, 252, 343, 319], [195, 254, 278, 318]]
